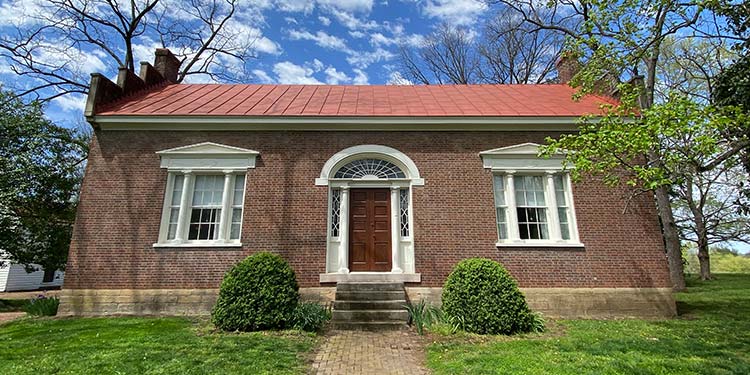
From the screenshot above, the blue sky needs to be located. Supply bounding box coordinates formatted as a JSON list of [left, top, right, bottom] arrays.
[[0, 0, 491, 124]]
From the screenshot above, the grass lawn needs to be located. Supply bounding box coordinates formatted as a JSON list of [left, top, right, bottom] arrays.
[[0, 317, 316, 374], [426, 274, 750, 374]]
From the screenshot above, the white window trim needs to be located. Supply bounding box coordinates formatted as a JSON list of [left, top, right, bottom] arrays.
[[153, 142, 257, 248], [481, 143, 584, 248]]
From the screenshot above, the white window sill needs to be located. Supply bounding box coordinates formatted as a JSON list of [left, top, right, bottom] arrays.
[[153, 242, 243, 248], [496, 241, 585, 248]]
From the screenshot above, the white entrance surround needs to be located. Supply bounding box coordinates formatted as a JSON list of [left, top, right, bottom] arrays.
[[317, 145, 423, 283]]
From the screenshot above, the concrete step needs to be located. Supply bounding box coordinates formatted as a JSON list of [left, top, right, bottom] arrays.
[[335, 282, 405, 292], [331, 321, 407, 331], [334, 300, 407, 311], [335, 290, 406, 301], [332, 309, 409, 322]]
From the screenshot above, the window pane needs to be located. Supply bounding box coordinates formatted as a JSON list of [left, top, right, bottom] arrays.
[[558, 207, 570, 240], [167, 207, 180, 240], [400, 189, 409, 237], [519, 223, 529, 239], [192, 175, 223, 206], [188, 208, 221, 240], [493, 175, 506, 206], [515, 176, 545, 206], [233, 175, 245, 205], [554, 175, 566, 207], [330, 189, 341, 237], [496, 207, 507, 239], [171, 175, 184, 205], [517, 207, 548, 240], [334, 158, 405, 179], [230, 208, 242, 240]]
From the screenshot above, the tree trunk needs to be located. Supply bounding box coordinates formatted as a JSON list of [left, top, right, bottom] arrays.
[[697, 242, 711, 280], [654, 184, 687, 291]]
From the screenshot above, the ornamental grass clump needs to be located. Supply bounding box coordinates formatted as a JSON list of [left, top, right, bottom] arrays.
[[212, 252, 300, 331], [442, 258, 538, 335], [291, 302, 331, 332], [24, 294, 59, 316]]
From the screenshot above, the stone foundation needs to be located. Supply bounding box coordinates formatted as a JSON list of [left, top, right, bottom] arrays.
[[58, 289, 220, 316], [59, 286, 676, 318], [405, 287, 677, 318], [58, 287, 337, 316]]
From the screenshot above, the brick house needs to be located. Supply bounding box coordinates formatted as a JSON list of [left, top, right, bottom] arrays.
[[59, 49, 676, 318]]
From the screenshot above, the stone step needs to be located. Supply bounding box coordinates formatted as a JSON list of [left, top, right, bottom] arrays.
[[335, 282, 405, 292], [334, 300, 408, 311], [331, 321, 407, 331], [335, 290, 406, 301], [332, 309, 409, 322]]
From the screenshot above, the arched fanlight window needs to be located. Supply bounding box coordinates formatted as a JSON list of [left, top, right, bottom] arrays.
[[333, 158, 406, 179]]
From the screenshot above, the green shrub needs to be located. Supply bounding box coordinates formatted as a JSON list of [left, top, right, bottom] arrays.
[[24, 295, 59, 316], [212, 252, 300, 331], [405, 299, 443, 335], [291, 302, 331, 332], [442, 258, 537, 335]]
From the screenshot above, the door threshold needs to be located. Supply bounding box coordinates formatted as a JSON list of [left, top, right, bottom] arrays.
[[320, 272, 421, 283]]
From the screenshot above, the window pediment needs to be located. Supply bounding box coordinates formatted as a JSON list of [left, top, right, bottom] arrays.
[[157, 142, 259, 171], [480, 143, 564, 171]]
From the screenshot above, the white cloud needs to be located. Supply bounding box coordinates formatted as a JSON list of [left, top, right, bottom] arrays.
[[316, 0, 374, 13], [288, 29, 349, 50], [318, 16, 331, 26], [254, 36, 282, 55], [369, 33, 395, 47], [386, 71, 413, 85], [276, 0, 315, 13], [253, 69, 274, 83], [346, 47, 394, 69], [402, 34, 425, 47], [52, 93, 86, 113], [352, 69, 369, 84], [0, 0, 47, 27], [326, 8, 379, 30], [422, 0, 487, 25], [284, 17, 298, 24], [311, 59, 325, 72], [349, 31, 366, 38], [324, 66, 351, 84], [273, 61, 323, 84]]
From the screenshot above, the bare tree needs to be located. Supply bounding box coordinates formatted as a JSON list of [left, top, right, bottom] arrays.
[[479, 7, 564, 84], [657, 37, 738, 102], [397, 8, 563, 85], [0, 0, 260, 102], [491, 0, 710, 291], [398, 24, 480, 84]]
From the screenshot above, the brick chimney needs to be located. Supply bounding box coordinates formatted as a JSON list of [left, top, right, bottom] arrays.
[[154, 48, 181, 83], [555, 53, 581, 84], [85, 48, 181, 123]]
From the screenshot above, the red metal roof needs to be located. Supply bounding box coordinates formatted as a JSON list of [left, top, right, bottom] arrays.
[[96, 84, 617, 117]]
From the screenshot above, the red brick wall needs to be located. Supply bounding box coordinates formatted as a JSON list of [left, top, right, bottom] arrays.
[[64, 130, 672, 289]]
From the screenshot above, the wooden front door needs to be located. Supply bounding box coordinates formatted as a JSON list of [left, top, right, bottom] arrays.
[[349, 189, 392, 272]]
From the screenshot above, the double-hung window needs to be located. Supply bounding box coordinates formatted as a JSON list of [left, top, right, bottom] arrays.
[[160, 172, 246, 245], [482, 143, 582, 247], [154, 142, 258, 247]]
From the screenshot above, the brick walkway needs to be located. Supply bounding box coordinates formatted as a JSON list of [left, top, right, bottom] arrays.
[[311, 330, 429, 375], [0, 312, 26, 323]]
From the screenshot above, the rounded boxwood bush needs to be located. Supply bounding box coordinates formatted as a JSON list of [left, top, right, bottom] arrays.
[[212, 252, 300, 331], [442, 258, 534, 335]]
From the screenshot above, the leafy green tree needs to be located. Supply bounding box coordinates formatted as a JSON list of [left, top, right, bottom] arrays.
[[494, 0, 709, 290], [0, 90, 89, 272]]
